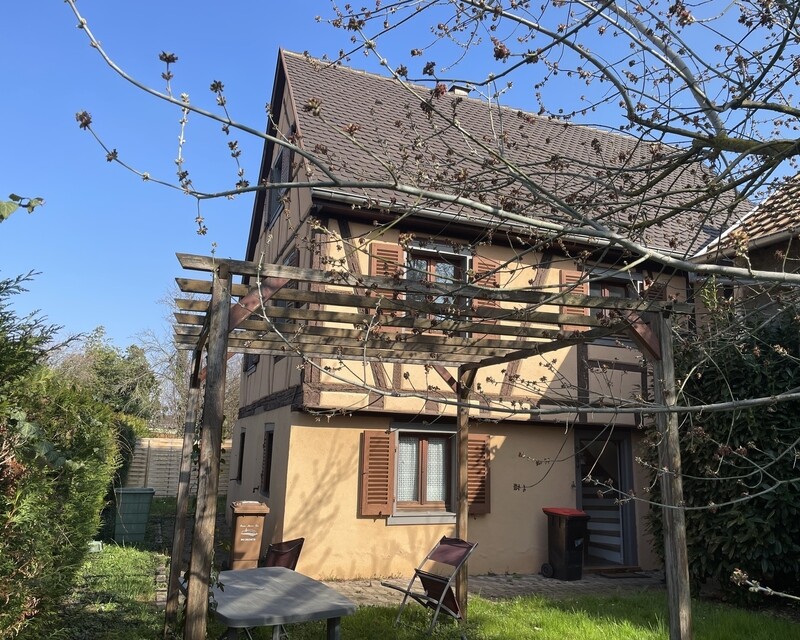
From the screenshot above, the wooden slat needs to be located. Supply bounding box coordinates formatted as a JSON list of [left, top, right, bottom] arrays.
[[124, 438, 232, 497], [179, 283, 622, 329], [176, 253, 691, 313], [176, 299, 620, 337], [174, 321, 608, 360]]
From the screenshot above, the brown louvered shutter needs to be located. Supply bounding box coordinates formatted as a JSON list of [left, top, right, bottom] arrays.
[[369, 242, 403, 279], [559, 270, 589, 332], [369, 242, 404, 332], [360, 430, 395, 517], [472, 256, 501, 336], [467, 434, 490, 515], [643, 281, 667, 302]]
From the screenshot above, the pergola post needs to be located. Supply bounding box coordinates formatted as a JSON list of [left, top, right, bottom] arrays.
[[455, 366, 477, 620], [183, 265, 231, 640], [163, 370, 201, 637], [651, 311, 692, 640]]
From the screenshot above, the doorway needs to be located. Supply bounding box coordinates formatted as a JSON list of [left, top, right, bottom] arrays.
[[576, 430, 637, 567]]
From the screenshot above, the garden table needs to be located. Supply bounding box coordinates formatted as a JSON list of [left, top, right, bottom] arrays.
[[206, 566, 356, 639]]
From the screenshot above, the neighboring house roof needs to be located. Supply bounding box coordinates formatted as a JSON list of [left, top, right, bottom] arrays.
[[696, 173, 800, 261], [254, 50, 749, 257]]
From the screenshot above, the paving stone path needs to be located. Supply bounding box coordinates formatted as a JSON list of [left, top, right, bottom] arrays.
[[323, 570, 666, 607], [157, 508, 665, 610]]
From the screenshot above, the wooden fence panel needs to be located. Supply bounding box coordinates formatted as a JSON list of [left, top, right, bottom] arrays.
[[125, 438, 232, 497]]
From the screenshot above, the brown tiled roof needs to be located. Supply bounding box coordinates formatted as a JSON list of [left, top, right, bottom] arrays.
[[279, 50, 747, 256], [746, 176, 800, 238]]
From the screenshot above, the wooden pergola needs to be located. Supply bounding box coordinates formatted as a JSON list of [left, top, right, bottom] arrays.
[[165, 252, 694, 640]]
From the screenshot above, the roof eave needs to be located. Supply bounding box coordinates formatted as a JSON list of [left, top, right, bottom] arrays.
[[310, 186, 690, 259]]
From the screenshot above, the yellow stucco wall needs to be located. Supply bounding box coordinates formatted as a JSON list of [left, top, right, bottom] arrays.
[[228, 409, 659, 580]]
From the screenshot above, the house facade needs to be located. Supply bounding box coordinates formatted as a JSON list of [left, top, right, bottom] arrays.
[[225, 50, 724, 580]]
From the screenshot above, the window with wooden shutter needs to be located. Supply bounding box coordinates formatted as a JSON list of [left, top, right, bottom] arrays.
[[559, 270, 590, 332], [359, 429, 490, 518], [359, 430, 395, 517], [467, 434, 491, 515], [472, 256, 501, 337]]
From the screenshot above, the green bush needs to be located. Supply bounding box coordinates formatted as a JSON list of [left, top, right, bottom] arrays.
[[648, 303, 800, 601], [0, 276, 119, 637], [0, 374, 119, 638]]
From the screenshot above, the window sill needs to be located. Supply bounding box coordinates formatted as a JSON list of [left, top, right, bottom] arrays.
[[387, 512, 456, 526]]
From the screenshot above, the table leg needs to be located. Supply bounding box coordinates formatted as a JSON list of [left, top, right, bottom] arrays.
[[326, 617, 342, 640]]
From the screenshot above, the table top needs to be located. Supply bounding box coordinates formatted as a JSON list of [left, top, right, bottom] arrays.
[[210, 567, 357, 628]]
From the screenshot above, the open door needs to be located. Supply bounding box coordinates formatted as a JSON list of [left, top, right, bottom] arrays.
[[576, 431, 637, 567]]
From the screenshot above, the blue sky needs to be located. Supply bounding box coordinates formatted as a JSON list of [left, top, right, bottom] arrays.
[[2, 1, 394, 347], [2, 2, 777, 348]]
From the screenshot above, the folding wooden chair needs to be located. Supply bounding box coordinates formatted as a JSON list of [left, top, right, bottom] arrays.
[[381, 536, 478, 636], [259, 537, 305, 570]]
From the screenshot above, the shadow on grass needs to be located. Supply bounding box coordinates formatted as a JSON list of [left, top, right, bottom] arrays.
[[16, 546, 163, 640]]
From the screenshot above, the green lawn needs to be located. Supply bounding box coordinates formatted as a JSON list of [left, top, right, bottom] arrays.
[[17, 545, 164, 640], [18, 545, 799, 640], [240, 592, 799, 640]]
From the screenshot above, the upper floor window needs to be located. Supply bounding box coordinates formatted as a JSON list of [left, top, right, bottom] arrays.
[[264, 146, 291, 229], [405, 246, 469, 320], [589, 278, 636, 320]]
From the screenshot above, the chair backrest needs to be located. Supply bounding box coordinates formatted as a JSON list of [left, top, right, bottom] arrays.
[[260, 537, 305, 570], [422, 536, 477, 571]]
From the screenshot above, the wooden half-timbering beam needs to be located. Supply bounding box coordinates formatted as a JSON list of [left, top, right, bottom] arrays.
[[229, 276, 290, 328]]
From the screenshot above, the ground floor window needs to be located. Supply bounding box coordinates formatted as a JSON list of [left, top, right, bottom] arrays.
[[261, 425, 274, 496], [360, 428, 490, 519], [397, 434, 451, 511], [234, 428, 246, 482]]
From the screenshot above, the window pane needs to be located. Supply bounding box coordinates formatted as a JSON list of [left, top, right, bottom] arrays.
[[433, 260, 456, 284], [426, 437, 447, 502], [407, 257, 428, 284], [397, 436, 419, 501]]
